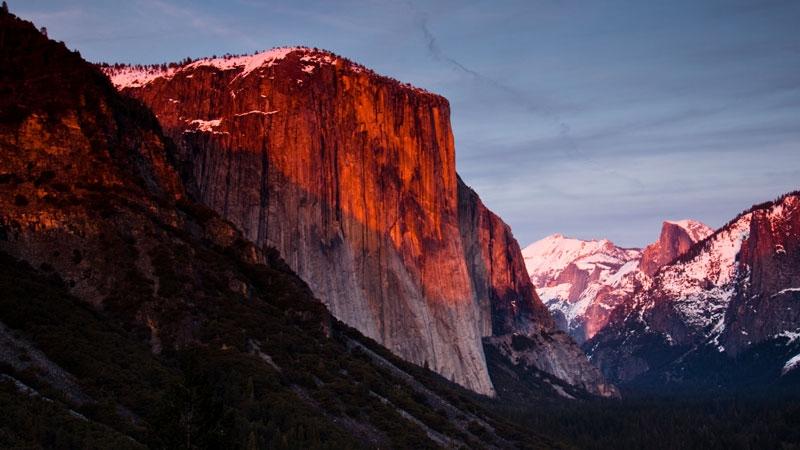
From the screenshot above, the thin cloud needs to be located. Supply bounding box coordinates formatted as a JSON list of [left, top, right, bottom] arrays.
[[137, 0, 259, 48], [15, 6, 87, 24], [406, 3, 645, 191], [21, 0, 798, 247]]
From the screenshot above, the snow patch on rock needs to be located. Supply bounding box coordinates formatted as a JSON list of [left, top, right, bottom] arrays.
[[104, 47, 307, 89], [187, 118, 222, 132], [655, 216, 751, 334], [777, 330, 800, 344], [783, 353, 800, 375], [772, 287, 800, 298], [665, 219, 714, 243]]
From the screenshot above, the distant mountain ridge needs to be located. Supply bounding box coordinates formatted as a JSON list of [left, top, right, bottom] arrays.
[[526, 195, 800, 392], [583, 192, 800, 391], [522, 219, 711, 343]]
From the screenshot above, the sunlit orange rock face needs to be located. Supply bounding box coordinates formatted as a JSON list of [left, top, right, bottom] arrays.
[[457, 178, 554, 337], [107, 50, 611, 396], [639, 220, 713, 276]]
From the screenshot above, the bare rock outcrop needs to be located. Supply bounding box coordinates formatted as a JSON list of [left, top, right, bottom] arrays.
[[639, 220, 713, 276]]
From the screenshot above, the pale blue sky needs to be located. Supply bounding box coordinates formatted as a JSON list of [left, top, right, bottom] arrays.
[[17, 0, 800, 247]]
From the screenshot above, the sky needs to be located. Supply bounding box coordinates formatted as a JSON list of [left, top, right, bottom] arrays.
[[17, 0, 800, 248]]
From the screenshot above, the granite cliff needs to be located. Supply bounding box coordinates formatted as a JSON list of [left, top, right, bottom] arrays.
[[104, 48, 613, 397], [0, 11, 570, 447], [639, 220, 713, 276]]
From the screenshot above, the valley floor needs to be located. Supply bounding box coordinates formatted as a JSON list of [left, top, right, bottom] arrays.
[[481, 388, 800, 450]]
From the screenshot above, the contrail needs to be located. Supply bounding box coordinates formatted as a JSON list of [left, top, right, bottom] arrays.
[[408, 4, 644, 189]]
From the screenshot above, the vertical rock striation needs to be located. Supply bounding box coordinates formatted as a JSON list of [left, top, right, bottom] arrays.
[[105, 48, 612, 397], [457, 177, 553, 337], [457, 178, 617, 397], [639, 220, 713, 276]]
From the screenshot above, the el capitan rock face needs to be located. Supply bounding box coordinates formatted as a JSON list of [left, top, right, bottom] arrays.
[[1, 16, 579, 446], [104, 49, 613, 397], [586, 193, 800, 389], [522, 220, 711, 344]]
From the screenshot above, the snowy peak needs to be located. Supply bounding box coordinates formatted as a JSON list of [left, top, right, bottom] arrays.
[[523, 220, 711, 344], [587, 191, 800, 387], [639, 219, 713, 276], [659, 195, 800, 339], [627, 195, 798, 339], [522, 234, 642, 343], [665, 219, 714, 243], [522, 234, 639, 287], [650, 216, 751, 339]]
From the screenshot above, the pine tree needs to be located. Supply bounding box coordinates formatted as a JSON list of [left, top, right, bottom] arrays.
[[245, 430, 258, 450], [245, 376, 255, 401], [2, 2, 9, 14]]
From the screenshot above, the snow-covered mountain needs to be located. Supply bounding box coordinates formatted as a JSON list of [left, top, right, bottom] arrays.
[[522, 220, 711, 344], [587, 192, 800, 389], [522, 235, 642, 343]]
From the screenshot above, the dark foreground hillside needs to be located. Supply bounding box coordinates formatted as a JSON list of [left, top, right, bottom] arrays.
[[0, 248, 564, 449], [2, 5, 800, 450], [0, 9, 558, 449]]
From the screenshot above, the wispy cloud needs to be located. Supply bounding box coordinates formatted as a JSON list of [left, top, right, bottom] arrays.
[[405, 3, 645, 191], [136, 0, 259, 48], [19, 0, 799, 247], [19, 7, 84, 22]]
